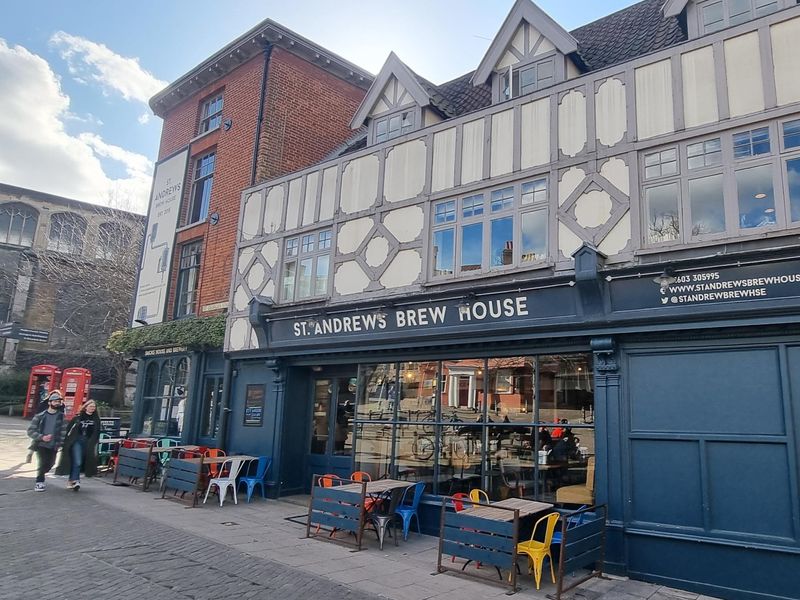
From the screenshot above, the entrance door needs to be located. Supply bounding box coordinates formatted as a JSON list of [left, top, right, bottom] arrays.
[[305, 376, 356, 488], [196, 375, 223, 447]]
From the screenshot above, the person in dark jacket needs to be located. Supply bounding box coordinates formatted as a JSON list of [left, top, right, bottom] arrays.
[[26, 391, 66, 492], [56, 400, 101, 491]]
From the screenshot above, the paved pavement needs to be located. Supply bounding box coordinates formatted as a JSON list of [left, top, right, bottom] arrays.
[[0, 416, 717, 600]]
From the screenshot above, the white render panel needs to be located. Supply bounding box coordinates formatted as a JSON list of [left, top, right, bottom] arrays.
[[461, 119, 485, 185], [771, 17, 800, 106], [574, 190, 613, 229], [285, 178, 302, 230], [559, 167, 586, 205], [334, 261, 370, 295], [241, 192, 262, 240], [264, 186, 284, 235], [229, 318, 250, 351], [534, 37, 555, 57], [511, 24, 525, 55], [246, 261, 265, 290], [432, 128, 456, 192], [260, 241, 279, 268], [233, 286, 249, 311], [724, 32, 764, 117], [520, 98, 550, 168], [340, 154, 379, 214], [600, 157, 629, 195], [597, 211, 631, 256], [491, 109, 514, 177], [302, 172, 319, 226], [383, 205, 424, 242], [263, 279, 275, 299], [423, 109, 443, 127], [338, 217, 374, 254], [365, 236, 390, 267], [319, 167, 337, 222], [681, 46, 719, 128], [372, 97, 390, 115], [558, 89, 587, 157], [238, 247, 254, 273], [635, 60, 675, 139], [558, 221, 584, 259], [595, 78, 627, 147], [380, 249, 422, 288], [497, 50, 518, 71], [384, 139, 426, 202], [566, 59, 581, 80]]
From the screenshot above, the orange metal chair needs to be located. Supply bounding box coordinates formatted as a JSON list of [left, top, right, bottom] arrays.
[[350, 471, 372, 482], [516, 512, 560, 589], [204, 448, 227, 478], [316, 474, 342, 534]]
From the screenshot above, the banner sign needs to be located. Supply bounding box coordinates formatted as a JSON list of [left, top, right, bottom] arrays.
[[267, 285, 577, 346], [131, 148, 189, 326], [610, 259, 800, 312]]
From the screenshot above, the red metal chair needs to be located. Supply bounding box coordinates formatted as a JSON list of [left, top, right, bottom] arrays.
[[204, 448, 227, 478]]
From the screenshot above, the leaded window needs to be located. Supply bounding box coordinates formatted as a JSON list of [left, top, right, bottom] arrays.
[[281, 229, 331, 301], [0, 203, 37, 247], [47, 212, 87, 255]]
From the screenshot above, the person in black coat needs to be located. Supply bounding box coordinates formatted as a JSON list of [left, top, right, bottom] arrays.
[[56, 400, 102, 490]]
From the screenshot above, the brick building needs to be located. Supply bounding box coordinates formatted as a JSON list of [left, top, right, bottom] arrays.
[[128, 20, 371, 442]]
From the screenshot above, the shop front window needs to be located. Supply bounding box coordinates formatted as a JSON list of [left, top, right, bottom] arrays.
[[139, 357, 190, 437], [352, 353, 595, 503]]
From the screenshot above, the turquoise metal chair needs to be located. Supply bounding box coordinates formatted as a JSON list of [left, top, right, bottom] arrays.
[[395, 482, 425, 540], [238, 456, 272, 502]]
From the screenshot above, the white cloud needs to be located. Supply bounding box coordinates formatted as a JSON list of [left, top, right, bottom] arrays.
[[0, 38, 152, 213], [50, 31, 167, 106], [137, 113, 150, 125]]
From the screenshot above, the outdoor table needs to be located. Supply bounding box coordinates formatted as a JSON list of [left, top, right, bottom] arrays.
[[160, 455, 257, 507]]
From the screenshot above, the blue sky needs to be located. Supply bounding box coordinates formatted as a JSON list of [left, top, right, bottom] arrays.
[[0, 0, 636, 213]]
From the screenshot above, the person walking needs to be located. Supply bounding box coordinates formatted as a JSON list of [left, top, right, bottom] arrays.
[[56, 400, 102, 491], [26, 391, 66, 492]]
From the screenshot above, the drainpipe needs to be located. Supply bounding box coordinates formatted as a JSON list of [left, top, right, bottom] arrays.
[[218, 358, 234, 451], [250, 43, 273, 186]]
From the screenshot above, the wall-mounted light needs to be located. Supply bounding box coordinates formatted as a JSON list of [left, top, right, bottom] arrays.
[[457, 292, 477, 317], [311, 365, 323, 372], [653, 267, 677, 292], [223, 119, 233, 131]]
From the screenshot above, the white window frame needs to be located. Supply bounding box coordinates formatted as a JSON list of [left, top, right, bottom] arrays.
[[697, 0, 780, 35], [372, 109, 416, 144], [198, 93, 223, 134], [499, 56, 558, 102], [280, 229, 332, 302], [430, 177, 549, 280]]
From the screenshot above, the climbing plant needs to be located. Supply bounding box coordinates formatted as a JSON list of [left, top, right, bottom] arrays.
[[107, 314, 227, 355]]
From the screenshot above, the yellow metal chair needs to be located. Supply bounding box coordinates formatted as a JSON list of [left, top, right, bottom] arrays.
[[516, 512, 560, 590], [469, 488, 490, 504]]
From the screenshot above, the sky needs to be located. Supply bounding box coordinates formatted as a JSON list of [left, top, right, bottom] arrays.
[[0, 0, 637, 214]]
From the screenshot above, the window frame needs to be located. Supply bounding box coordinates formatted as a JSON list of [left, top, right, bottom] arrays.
[[47, 212, 87, 255], [429, 176, 550, 280], [372, 108, 417, 144], [0, 202, 37, 247], [498, 55, 559, 102], [279, 228, 333, 303], [187, 151, 216, 225], [696, 0, 780, 35], [198, 93, 224, 135], [174, 240, 202, 319]]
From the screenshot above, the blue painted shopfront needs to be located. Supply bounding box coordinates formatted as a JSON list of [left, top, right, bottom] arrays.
[[224, 247, 800, 600]]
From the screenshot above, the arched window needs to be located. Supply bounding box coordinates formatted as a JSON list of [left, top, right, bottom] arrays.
[[144, 363, 159, 397], [0, 203, 38, 247], [96, 222, 130, 259], [48, 212, 87, 255]]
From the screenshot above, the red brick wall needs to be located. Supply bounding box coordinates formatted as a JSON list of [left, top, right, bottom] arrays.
[[255, 47, 366, 182], [156, 46, 367, 321]]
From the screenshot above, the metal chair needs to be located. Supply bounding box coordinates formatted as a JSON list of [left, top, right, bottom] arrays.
[[517, 512, 560, 590], [395, 482, 425, 541], [203, 458, 246, 507], [238, 456, 272, 502], [366, 486, 405, 550], [469, 488, 490, 504]]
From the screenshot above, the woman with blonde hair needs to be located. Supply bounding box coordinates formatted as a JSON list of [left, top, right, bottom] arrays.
[[56, 400, 102, 490]]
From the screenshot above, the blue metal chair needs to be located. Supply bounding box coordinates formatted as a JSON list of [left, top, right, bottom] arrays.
[[551, 505, 589, 546], [395, 482, 425, 541], [238, 456, 272, 502]]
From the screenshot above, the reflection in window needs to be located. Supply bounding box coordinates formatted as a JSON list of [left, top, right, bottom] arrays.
[[786, 157, 800, 222], [646, 183, 680, 243], [702, 1, 724, 33], [200, 376, 223, 438], [354, 423, 393, 480], [0, 203, 37, 247], [310, 380, 331, 454], [490, 217, 513, 267], [687, 138, 722, 169], [374, 110, 414, 144], [521, 210, 547, 263], [491, 187, 514, 212], [737, 164, 776, 228], [733, 127, 770, 158], [461, 223, 482, 272], [356, 364, 397, 420], [333, 378, 355, 456], [433, 229, 454, 275], [783, 119, 800, 150], [689, 175, 726, 235], [521, 179, 547, 205], [644, 148, 678, 179], [434, 200, 455, 224]]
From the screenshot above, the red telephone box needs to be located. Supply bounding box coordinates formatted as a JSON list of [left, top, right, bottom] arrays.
[[23, 365, 62, 418], [61, 368, 92, 419]]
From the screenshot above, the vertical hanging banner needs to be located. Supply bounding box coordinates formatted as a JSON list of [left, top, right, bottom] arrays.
[[131, 148, 189, 326]]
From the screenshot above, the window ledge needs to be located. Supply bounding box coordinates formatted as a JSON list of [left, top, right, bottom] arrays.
[[190, 126, 220, 144], [635, 226, 800, 257], [176, 219, 208, 234], [422, 260, 555, 289]]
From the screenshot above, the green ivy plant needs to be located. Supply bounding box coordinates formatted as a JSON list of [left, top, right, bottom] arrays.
[[107, 315, 227, 355]]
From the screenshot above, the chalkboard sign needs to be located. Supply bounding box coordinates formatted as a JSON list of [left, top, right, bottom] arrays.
[[100, 417, 121, 436], [244, 384, 265, 426]]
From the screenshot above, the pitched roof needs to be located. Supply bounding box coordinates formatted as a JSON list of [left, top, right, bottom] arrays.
[[570, 0, 686, 72]]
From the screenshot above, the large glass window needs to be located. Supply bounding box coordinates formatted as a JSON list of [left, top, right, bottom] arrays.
[[188, 151, 215, 224], [139, 357, 190, 437], [500, 58, 556, 101], [700, 0, 778, 34], [0, 203, 37, 247], [431, 179, 549, 278], [353, 353, 594, 503], [47, 212, 87, 255], [737, 164, 776, 228], [786, 157, 800, 223], [689, 175, 726, 235], [645, 183, 681, 244], [281, 229, 331, 302], [174, 241, 202, 318]]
